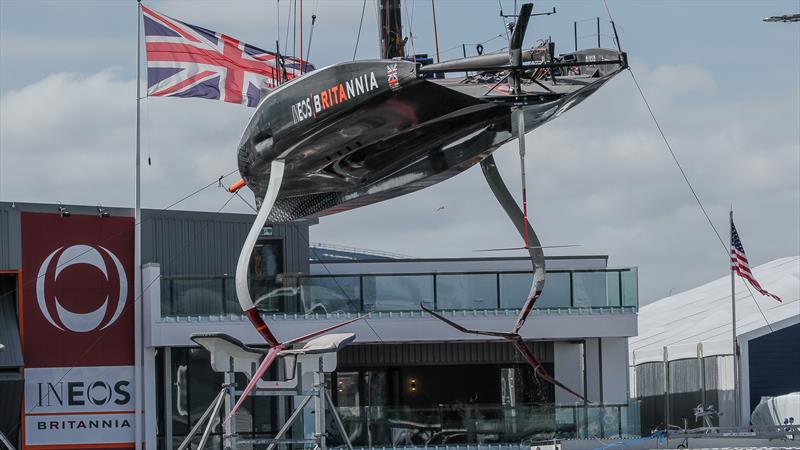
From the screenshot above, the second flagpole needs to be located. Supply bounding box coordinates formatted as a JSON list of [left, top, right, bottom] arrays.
[[730, 209, 740, 428]]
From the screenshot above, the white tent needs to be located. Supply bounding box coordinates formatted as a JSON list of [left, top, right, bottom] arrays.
[[631, 256, 799, 363], [629, 256, 799, 427]]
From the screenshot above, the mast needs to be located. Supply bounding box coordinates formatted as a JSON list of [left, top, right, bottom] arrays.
[[377, 0, 404, 58], [134, 1, 143, 449]]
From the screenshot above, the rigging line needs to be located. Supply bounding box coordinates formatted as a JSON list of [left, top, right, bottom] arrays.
[[403, 0, 416, 61], [409, 0, 416, 34], [353, 0, 367, 61], [276, 0, 281, 56], [293, 0, 297, 62], [284, 0, 292, 57], [439, 34, 505, 57], [232, 193, 385, 343], [0, 169, 240, 301], [305, 12, 317, 63], [497, 0, 510, 42], [609, 0, 775, 332], [430, 0, 441, 62], [26, 191, 239, 415]]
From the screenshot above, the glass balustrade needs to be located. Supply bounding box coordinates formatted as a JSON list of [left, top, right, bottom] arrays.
[[160, 268, 638, 317], [330, 402, 641, 446]]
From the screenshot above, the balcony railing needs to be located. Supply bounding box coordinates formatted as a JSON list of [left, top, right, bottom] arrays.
[[160, 268, 637, 318], [331, 402, 641, 447]]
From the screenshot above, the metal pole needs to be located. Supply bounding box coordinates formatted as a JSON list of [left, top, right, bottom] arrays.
[[698, 342, 706, 410], [300, 0, 303, 67], [596, 17, 601, 48], [663, 346, 670, 430], [431, 0, 441, 62], [462, 43, 468, 77], [224, 357, 236, 450], [516, 109, 529, 247], [730, 210, 740, 427], [134, 2, 143, 449], [574, 21, 578, 51], [314, 359, 326, 450]]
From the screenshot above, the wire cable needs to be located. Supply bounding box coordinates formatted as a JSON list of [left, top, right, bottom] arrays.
[[353, 0, 367, 61], [604, 0, 776, 333]]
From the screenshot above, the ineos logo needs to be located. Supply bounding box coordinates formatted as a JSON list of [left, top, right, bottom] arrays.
[[35, 245, 128, 333], [37, 380, 131, 407]]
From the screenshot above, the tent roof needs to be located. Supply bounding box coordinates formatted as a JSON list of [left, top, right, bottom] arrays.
[[630, 256, 799, 363]]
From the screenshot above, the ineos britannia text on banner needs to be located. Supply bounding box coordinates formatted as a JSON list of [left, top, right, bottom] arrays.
[[21, 212, 135, 449]]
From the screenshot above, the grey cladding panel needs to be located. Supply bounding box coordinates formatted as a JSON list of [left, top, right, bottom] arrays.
[[748, 322, 800, 412], [339, 340, 552, 367], [0, 208, 21, 270], [0, 274, 23, 369], [141, 209, 310, 276]]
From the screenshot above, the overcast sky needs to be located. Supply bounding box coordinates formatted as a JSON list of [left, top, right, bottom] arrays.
[[1, 0, 798, 304]]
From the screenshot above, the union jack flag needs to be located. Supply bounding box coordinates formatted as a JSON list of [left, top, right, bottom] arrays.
[[387, 64, 399, 91], [731, 219, 781, 302], [142, 5, 313, 107]]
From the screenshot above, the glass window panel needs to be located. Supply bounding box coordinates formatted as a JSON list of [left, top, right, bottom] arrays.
[[161, 279, 172, 316], [499, 273, 532, 309], [222, 277, 238, 315], [622, 268, 638, 307], [250, 239, 284, 313], [336, 372, 360, 407], [606, 272, 621, 307], [252, 395, 277, 434], [363, 275, 433, 311], [171, 348, 189, 436], [188, 348, 222, 427], [232, 373, 255, 437], [436, 274, 497, 310], [155, 349, 164, 437], [171, 278, 224, 316], [299, 276, 361, 314], [572, 272, 608, 307], [500, 272, 570, 309], [537, 272, 572, 308]]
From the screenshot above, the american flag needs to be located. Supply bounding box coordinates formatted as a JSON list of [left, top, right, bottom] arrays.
[[731, 219, 781, 302], [142, 5, 313, 107]]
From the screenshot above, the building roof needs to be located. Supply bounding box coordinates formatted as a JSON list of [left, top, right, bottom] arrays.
[[630, 256, 799, 363]]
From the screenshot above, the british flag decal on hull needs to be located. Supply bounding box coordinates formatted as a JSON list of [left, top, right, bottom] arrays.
[[142, 5, 313, 107]]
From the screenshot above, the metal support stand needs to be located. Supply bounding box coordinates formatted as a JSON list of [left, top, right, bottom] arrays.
[[188, 333, 356, 450], [177, 384, 230, 450]]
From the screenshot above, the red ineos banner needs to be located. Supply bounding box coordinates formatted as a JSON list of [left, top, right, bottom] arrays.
[[21, 212, 135, 449]]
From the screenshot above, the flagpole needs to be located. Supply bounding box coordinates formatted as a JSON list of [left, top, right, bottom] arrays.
[[134, 1, 144, 449], [730, 209, 740, 428]]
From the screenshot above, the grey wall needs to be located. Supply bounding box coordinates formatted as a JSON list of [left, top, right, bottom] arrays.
[[0, 202, 312, 275], [0, 206, 20, 270], [748, 322, 800, 413], [142, 209, 311, 276]]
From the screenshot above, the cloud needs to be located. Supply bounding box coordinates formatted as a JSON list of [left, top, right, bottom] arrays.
[[0, 62, 798, 305]]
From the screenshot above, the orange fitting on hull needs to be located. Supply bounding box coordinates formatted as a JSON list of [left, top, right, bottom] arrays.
[[228, 178, 247, 193]]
